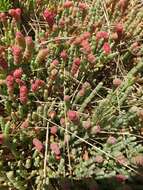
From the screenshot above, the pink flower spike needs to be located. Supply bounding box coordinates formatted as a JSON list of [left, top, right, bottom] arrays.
[[50, 143, 60, 155], [6, 75, 14, 87], [63, 1, 74, 8], [13, 68, 23, 79], [33, 138, 44, 152], [43, 9, 56, 27], [96, 31, 109, 41], [67, 110, 79, 122], [103, 42, 111, 54], [78, 2, 88, 10], [50, 126, 58, 135], [60, 50, 68, 60], [12, 46, 22, 57]]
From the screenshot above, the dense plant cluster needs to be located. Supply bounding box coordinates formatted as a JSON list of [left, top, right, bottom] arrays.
[[0, 0, 143, 189]]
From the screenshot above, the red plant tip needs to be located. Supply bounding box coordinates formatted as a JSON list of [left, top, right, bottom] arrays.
[[15, 32, 25, 48], [107, 136, 116, 144], [15, 79, 25, 86], [16, 31, 24, 38], [81, 32, 91, 40], [115, 174, 127, 183], [20, 85, 28, 104], [50, 143, 60, 155], [31, 79, 44, 92], [51, 59, 59, 68], [67, 110, 79, 122], [43, 9, 56, 27], [33, 138, 44, 152], [48, 111, 56, 120], [15, 8, 22, 17], [0, 58, 8, 69], [25, 36, 34, 48], [73, 37, 83, 45], [8, 9, 16, 16], [119, 0, 128, 11], [12, 46, 22, 57], [6, 75, 14, 87], [87, 53, 96, 64], [13, 68, 23, 79], [95, 155, 104, 163], [0, 134, 4, 144], [113, 78, 122, 87], [83, 119, 91, 129], [35, 79, 45, 86], [96, 31, 109, 41], [60, 117, 66, 127], [0, 12, 7, 22], [73, 58, 81, 66], [63, 1, 74, 8], [21, 119, 29, 128], [60, 50, 68, 60], [71, 58, 81, 75], [115, 23, 124, 34], [91, 125, 101, 134], [64, 95, 70, 102], [50, 126, 58, 135], [78, 2, 88, 10], [81, 40, 92, 53], [8, 8, 21, 21], [103, 42, 111, 54]]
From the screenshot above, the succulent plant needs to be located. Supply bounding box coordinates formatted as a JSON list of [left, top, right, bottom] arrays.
[[0, 0, 143, 189]]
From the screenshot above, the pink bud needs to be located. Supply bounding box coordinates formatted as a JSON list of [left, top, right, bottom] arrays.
[[35, 79, 45, 86], [43, 9, 56, 27], [12, 46, 22, 57], [96, 31, 109, 41], [67, 110, 79, 122], [33, 138, 44, 152], [6, 75, 14, 87], [115, 23, 124, 34], [31, 83, 38, 92], [115, 174, 127, 183], [15, 31, 25, 49], [81, 32, 91, 40], [60, 117, 66, 127], [8, 9, 16, 17], [63, 1, 74, 8], [78, 2, 88, 10], [87, 53, 96, 64], [25, 36, 34, 49], [21, 119, 29, 128], [51, 59, 59, 68], [103, 42, 111, 54], [113, 78, 122, 87], [95, 155, 104, 163], [107, 136, 116, 144], [50, 126, 58, 135], [64, 95, 70, 102], [15, 8, 21, 17], [0, 13, 7, 22], [83, 119, 91, 129], [13, 68, 23, 79], [60, 50, 68, 60], [20, 85, 28, 104], [15, 79, 25, 86], [50, 143, 60, 155]]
